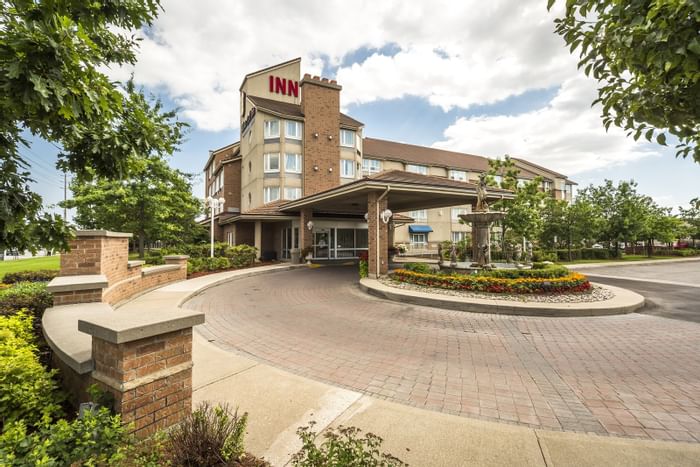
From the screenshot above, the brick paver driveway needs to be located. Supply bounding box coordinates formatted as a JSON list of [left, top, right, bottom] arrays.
[[186, 266, 700, 442]]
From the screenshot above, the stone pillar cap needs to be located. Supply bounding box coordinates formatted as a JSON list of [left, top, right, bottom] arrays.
[[75, 230, 133, 238]]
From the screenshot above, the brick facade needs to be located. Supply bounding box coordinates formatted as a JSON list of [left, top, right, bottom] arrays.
[[91, 328, 193, 438], [301, 75, 341, 196], [367, 192, 389, 278]]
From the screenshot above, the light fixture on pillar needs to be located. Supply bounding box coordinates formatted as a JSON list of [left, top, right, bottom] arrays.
[[205, 196, 226, 258], [380, 209, 393, 224], [306, 220, 314, 231], [363, 212, 368, 221]]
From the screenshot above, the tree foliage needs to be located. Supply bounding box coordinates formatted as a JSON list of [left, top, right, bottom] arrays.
[[549, 0, 700, 162], [487, 156, 547, 245], [540, 196, 603, 260], [65, 155, 204, 258], [0, 0, 187, 252], [679, 198, 700, 246]]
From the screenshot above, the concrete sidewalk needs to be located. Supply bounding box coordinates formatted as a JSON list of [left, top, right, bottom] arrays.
[[193, 334, 700, 467]]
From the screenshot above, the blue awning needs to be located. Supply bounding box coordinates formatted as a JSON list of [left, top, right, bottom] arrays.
[[409, 225, 433, 234]]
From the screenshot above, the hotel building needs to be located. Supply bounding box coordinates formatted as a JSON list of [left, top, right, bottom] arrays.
[[203, 58, 575, 263]]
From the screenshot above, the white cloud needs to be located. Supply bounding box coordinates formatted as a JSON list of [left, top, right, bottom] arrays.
[[432, 76, 658, 174], [115, 0, 578, 131]]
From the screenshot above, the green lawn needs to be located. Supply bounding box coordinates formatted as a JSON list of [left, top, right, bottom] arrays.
[[0, 256, 60, 280], [560, 255, 677, 265]]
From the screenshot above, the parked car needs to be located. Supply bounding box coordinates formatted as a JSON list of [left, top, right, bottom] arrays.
[[591, 243, 604, 249]]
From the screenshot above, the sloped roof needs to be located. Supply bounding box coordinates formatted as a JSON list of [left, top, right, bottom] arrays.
[[246, 95, 363, 128], [363, 138, 542, 179]]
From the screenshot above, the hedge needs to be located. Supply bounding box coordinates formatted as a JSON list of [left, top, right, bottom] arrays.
[[391, 269, 591, 294], [0, 282, 53, 319], [1, 270, 58, 285], [186, 245, 258, 275], [477, 265, 569, 279]]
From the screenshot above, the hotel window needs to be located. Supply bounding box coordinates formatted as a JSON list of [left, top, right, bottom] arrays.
[[264, 119, 280, 138], [340, 129, 355, 147], [517, 178, 528, 187], [341, 159, 355, 178], [226, 231, 234, 246], [410, 233, 427, 246], [264, 153, 280, 173], [542, 180, 552, 191], [409, 209, 427, 221], [362, 158, 381, 175], [492, 175, 503, 187], [449, 170, 467, 182], [263, 186, 280, 203], [285, 120, 302, 140], [285, 153, 302, 173], [452, 231, 467, 243], [406, 164, 428, 175], [284, 187, 302, 200], [451, 207, 469, 221]]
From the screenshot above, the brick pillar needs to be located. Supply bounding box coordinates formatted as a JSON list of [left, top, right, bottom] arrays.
[[299, 208, 313, 254], [367, 192, 389, 278], [79, 310, 204, 438]]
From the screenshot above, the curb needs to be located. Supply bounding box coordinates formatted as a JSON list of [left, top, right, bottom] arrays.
[[359, 278, 645, 317], [566, 256, 700, 269]]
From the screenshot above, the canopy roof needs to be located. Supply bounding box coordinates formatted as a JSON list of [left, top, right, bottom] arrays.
[[280, 170, 513, 214]]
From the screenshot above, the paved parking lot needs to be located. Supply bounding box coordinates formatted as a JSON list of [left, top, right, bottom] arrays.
[[575, 259, 700, 285], [186, 265, 700, 442]]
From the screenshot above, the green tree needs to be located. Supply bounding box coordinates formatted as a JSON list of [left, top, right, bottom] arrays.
[[548, 0, 700, 162], [540, 197, 603, 260], [640, 205, 688, 256], [1, 0, 184, 252], [577, 180, 651, 256], [65, 156, 204, 258], [679, 198, 700, 247], [487, 156, 546, 249]]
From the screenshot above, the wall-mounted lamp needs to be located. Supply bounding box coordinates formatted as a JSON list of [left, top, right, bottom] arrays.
[[364, 212, 369, 221], [313, 165, 319, 171], [313, 132, 319, 138], [327, 135, 333, 140], [306, 221, 314, 231], [328, 167, 333, 172], [380, 209, 393, 224]]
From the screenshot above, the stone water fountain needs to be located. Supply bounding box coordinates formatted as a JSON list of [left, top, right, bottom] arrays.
[[439, 173, 506, 272]]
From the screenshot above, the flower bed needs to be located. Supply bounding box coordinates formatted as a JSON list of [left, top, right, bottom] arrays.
[[391, 269, 591, 294]]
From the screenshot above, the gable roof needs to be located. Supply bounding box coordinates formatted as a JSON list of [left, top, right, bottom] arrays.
[[239, 58, 301, 91]]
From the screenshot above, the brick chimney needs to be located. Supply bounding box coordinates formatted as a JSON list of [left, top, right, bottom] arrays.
[[301, 74, 342, 195]]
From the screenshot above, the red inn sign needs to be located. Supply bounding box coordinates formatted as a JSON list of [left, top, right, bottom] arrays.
[[269, 75, 299, 97]]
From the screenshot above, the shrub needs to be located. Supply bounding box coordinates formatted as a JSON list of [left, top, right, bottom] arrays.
[[0, 282, 53, 319], [672, 248, 700, 257], [187, 257, 231, 275], [226, 244, 257, 268], [0, 311, 62, 430], [391, 269, 590, 294], [2, 270, 58, 284], [532, 250, 557, 262], [403, 262, 432, 274], [477, 265, 569, 279], [167, 402, 248, 466], [0, 407, 129, 466], [292, 422, 407, 467], [359, 260, 368, 278]]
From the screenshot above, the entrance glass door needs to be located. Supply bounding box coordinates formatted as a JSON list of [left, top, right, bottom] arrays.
[[314, 231, 330, 259]]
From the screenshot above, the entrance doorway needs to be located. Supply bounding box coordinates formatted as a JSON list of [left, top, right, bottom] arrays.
[[314, 230, 331, 259], [311, 227, 368, 259]]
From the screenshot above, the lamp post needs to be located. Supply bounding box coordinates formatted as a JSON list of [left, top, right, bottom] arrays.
[[205, 196, 225, 258]]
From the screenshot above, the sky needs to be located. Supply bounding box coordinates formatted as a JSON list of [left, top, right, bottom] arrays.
[[27, 0, 698, 219]]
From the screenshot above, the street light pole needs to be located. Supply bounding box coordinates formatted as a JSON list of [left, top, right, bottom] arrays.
[[206, 196, 225, 258]]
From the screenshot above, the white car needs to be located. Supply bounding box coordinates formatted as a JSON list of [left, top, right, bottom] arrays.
[[591, 243, 604, 249]]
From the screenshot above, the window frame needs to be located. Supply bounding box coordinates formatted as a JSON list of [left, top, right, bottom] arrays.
[[362, 158, 381, 175], [284, 187, 302, 200], [449, 169, 467, 182], [340, 159, 355, 178], [263, 119, 280, 138], [406, 164, 428, 175], [340, 129, 355, 147], [451, 207, 469, 221], [409, 209, 428, 221], [264, 153, 280, 173], [284, 153, 302, 173], [263, 186, 280, 203], [285, 120, 302, 140]]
